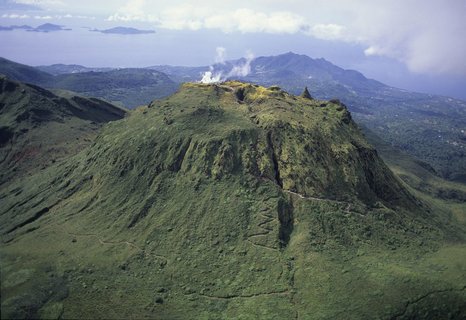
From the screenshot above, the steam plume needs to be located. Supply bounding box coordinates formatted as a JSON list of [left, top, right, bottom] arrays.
[[200, 48, 254, 84], [200, 66, 223, 84], [227, 50, 254, 78]]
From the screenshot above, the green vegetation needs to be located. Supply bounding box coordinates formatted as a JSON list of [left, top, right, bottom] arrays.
[[0, 75, 126, 185], [0, 57, 54, 84], [153, 52, 466, 182], [364, 128, 466, 204], [243, 53, 466, 183], [51, 69, 179, 108], [3, 54, 465, 181], [1, 82, 465, 319]]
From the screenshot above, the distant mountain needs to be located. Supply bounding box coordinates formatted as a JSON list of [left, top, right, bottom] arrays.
[[0, 24, 69, 32], [0, 57, 54, 84], [0, 25, 34, 31], [0, 75, 126, 184], [37, 64, 114, 75], [10, 25, 34, 30], [247, 52, 385, 93], [2, 82, 465, 319], [147, 64, 206, 83], [0, 58, 178, 108], [50, 69, 178, 108], [93, 27, 155, 35], [151, 52, 466, 182]]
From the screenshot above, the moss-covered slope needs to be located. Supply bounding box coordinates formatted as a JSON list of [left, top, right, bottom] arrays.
[[0, 75, 126, 185], [1, 82, 465, 319]]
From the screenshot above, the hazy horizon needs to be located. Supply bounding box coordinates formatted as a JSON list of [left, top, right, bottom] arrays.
[[1, 0, 466, 100]]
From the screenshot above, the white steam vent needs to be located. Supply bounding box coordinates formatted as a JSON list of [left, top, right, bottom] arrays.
[[200, 47, 254, 84]]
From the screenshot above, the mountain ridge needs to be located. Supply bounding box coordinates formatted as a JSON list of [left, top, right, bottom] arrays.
[[0, 75, 126, 185], [149, 52, 466, 182], [0, 57, 178, 108], [1, 53, 465, 181]]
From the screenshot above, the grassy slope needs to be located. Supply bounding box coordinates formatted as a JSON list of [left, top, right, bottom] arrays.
[[364, 127, 466, 203], [169, 52, 465, 183], [244, 76, 466, 183], [0, 76, 126, 185], [1, 82, 465, 319], [370, 133, 466, 236]]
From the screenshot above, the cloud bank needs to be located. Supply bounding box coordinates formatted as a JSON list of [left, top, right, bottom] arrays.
[[104, 0, 465, 75], [4, 0, 465, 76]]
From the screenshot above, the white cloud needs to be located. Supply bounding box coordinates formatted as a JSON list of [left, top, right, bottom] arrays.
[[347, 0, 466, 75], [4, 0, 465, 75], [229, 9, 305, 34], [107, 2, 309, 33], [14, 0, 64, 7], [157, 6, 308, 34], [34, 14, 52, 19], [101, 0, 464, 75], [309, 23, 346, 40], [364, 45, 383, 56], [2, 13, 30, 18], [107, 0, 158, 22]]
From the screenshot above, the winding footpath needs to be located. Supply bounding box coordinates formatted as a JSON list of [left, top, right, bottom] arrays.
[[65, 228, 169, 264], [67, 231, 142, 250], [283, 190, 357, 215], [198, 289, 291, 300], [246, 209, 278, 251]]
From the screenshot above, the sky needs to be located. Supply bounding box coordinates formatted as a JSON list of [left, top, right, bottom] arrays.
[[1, 0, 466, 99]]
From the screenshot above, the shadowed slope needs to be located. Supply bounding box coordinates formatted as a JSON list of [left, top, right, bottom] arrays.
[[0, 75, 126, 184]]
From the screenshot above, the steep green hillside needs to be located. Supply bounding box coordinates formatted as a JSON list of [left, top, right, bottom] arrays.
[[0, 75, 126, 185], [1, 82, 465, 319], [0, 57, 54, 84], [244, 53, 466, 183], [363, 128, 466, 237], [153, 52, 466, 182], [5, 55, 464, 180]]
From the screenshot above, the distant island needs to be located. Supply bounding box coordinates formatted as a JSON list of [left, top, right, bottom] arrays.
[[0, 25, 32, 31], [30, 23, 71, 32], [0, 23, 71, 32], [0, 24, 153, 34], [91, 27, 156, 35]]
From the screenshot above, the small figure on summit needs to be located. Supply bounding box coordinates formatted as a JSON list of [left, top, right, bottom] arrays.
[[300, 86, 313, 100]]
